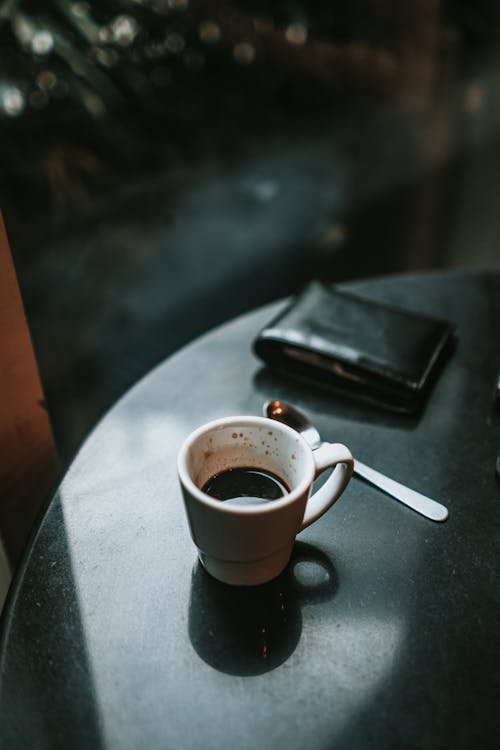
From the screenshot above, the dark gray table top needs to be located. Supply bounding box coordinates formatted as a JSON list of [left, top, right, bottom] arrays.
[[1, 270, 499, 750]]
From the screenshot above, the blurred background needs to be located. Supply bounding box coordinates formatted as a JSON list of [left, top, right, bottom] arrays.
[[2, 0, 500, 464]]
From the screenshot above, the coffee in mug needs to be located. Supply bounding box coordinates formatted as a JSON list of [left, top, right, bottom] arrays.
[[202, 467, 289, 506]]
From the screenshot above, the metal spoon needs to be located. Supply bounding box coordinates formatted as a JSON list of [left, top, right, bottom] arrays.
[[264, 400, 449, 522]]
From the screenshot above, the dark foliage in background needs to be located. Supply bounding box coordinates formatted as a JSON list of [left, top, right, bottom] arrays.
[[3, 0, 482, 238], [2, 0, 499, 460]]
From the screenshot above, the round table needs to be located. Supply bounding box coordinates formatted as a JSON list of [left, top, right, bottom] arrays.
[[1, 271, 499, 749]]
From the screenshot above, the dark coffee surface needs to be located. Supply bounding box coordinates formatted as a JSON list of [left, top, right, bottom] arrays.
[[202, 467, 289, 506]]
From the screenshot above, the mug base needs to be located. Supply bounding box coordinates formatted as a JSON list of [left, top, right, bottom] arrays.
[[198, 544, 293, 586]]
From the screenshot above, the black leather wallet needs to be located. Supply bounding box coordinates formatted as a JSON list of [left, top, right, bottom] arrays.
[[253, 281, 456, 413]]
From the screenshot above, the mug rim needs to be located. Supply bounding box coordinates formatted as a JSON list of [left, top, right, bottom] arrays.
[[177, 415, 316, 515]]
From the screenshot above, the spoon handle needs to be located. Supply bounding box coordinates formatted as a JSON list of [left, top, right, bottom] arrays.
[[353, 459, 449, 522]]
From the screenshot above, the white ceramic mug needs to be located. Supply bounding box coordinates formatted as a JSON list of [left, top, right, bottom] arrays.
[[177, 415, 353, 586]]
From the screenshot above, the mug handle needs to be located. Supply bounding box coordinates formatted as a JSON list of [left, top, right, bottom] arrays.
[[300, 442, 354, 530]]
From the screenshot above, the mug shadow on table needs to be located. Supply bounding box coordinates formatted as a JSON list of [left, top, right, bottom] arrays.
[[188, 542, 338, 676]]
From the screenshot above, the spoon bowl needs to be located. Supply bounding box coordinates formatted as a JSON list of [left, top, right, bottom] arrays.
[[265, 401, 322, 449], [264, 400, 449, 523]]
